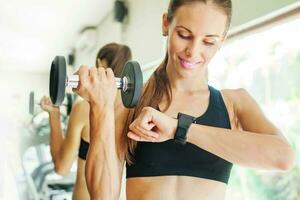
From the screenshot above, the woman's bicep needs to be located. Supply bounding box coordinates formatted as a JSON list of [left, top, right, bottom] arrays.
[[234, 88, 282, 136]]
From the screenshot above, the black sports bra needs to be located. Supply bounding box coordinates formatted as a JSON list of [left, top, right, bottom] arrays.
[[126, 86, 233, 184], [78, 138, 89, 160]]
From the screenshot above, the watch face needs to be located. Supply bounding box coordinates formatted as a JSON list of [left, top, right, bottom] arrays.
[[175, 113, 195, 145], [178, 113, 196, 127]]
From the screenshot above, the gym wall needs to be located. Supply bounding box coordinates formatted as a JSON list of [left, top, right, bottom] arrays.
[[73, 0, 168, 71], [74, 0, 300, 75], [231, 0, 300, 28], [74, 12, 124, 68]]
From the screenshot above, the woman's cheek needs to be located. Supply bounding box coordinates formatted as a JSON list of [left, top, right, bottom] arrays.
[[205, 47, 219, 62], [169, 34, 187, 52]]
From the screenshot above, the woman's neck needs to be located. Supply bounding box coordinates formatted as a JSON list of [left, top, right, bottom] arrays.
[[166, 64, 209, 93]]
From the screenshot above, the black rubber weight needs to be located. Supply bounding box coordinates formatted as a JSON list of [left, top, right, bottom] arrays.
[[49, 56, 66, 106], [121, 61, 143, 108], [66, 93, 73, 115]]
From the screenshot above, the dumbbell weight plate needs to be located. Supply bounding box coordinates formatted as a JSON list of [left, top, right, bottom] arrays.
[[121, 61, 143, 108], [50, 56, 66, 106], [66, 93, 73, 115]]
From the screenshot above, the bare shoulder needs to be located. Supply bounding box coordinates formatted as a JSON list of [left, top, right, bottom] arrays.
[[221, 88, 257, 115], [220, 88, 252, 130], [221, 88, 281, 134], [221, 88, 248, 101]]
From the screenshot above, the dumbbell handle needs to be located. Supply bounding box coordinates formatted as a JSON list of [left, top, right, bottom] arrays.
[[66, 75, 128, 92]]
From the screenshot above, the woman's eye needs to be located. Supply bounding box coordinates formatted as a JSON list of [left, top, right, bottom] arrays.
[[203, 41, 216, 46], [178, 32, 191, 39]]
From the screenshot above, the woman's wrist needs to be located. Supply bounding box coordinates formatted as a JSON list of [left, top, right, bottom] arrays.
[[90, 100, 114, 112], [169, 118, 178, 139], [49, 107, 60, 116]]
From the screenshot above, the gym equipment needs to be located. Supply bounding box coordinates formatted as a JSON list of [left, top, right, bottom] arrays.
[[49, 56, 143, 108], [29, 91, 74, 115]]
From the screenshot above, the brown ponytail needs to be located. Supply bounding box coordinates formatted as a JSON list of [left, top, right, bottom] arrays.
[[123, 53, 172, 164]]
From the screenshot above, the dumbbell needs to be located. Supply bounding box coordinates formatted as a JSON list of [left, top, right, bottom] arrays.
[[29, 91, 74, 115], [49, 56, 143, 108]]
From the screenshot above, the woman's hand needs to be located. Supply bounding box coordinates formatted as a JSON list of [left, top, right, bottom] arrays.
[[128, 107, 178, 142], [73, 66, 117, 109], [40, 96, 59, 114]]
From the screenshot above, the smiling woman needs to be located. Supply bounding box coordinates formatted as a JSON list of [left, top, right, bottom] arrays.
[[1, 0, 299, 199]]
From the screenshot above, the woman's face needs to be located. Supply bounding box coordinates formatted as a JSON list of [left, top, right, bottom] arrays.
[[163, 2, 228, 77]]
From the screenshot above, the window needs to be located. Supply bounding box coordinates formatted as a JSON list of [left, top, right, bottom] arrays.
[[208, 17, 300, 200]]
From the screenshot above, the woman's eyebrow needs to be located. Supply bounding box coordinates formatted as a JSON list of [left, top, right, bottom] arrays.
[[176, 26, 221, 38], [205, 35, 220, 38], [176, 25, 192, 33]]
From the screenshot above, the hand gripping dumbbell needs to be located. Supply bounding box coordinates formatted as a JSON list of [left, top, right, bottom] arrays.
[[29, 91, 74, 115], [49, 56, 143, 108]]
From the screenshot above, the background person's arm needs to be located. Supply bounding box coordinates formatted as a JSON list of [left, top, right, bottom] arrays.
[[41, 97, 87, 175]]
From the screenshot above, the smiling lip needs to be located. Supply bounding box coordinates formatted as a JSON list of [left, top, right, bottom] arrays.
[[178, 57, 202, 69]]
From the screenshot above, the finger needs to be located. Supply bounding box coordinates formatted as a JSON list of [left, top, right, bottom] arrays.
[[97, 67, 106, 81], [127, 131, 148, 142], [127, 131, 141, 141], [45, 96, 50, 103], [41, 96, 47, 105], [89, 67, 98, 83], [129, 112, 149, 130], [44, 98, 49, 105], [129, 121, 136, 131], [130, 116, 157, 135], [130, 125, 158, 141], [142, 122, 156, 131], [136, 125, 159, 139], [105, 68, 115, 83], [97, 58, 101, 68], [74, 66, 89, 93], [48, 97, 53, 105]]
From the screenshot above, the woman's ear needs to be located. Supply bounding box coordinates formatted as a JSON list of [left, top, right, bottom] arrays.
[[162, 13, 169, 36]]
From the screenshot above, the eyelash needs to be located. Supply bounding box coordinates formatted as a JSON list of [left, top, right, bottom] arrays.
[[178, 32, 215, 46], [203, 41, 215, 46], [178, 32, 191, 39]]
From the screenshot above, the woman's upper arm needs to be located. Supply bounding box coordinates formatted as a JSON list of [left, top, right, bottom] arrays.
[[60, 100, 88, 165], [229, 88, 282, 136], [114, 96, 130, 160]]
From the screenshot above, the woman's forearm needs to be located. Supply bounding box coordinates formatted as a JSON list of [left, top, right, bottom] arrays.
[[187, 124, 294, 170], [48, 109, 64, 166], [86, 104, 122, 200]]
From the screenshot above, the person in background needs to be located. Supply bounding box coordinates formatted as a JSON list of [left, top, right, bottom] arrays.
[[40, 43, 132, 200]]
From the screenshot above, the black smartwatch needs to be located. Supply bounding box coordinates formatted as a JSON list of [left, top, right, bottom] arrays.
[[174, 112, 196, 144]]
